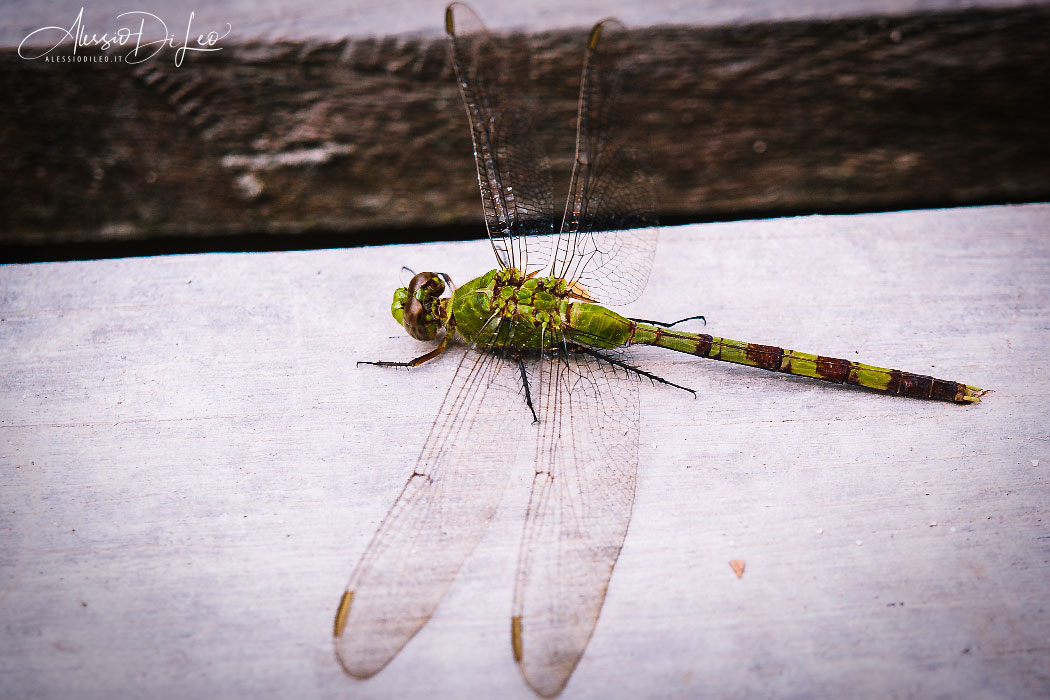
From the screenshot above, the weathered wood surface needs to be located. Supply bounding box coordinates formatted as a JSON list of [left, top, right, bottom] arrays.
[[1, 204, 1048, 698], [1, 0, 1039, 43], [3, 3, 1049, 251]]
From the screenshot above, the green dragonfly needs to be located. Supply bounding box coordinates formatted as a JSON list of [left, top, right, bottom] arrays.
[[335, 3, 987, 697]]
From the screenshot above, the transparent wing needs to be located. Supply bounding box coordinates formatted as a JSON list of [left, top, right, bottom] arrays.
[[446, 2, 556, 274], [554, 19, 658, 306], [512, 341, 640, 697], [334, 315, 530, 677]]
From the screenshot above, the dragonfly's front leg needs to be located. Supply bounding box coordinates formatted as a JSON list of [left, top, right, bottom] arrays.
[[357, 332, 450, 368]]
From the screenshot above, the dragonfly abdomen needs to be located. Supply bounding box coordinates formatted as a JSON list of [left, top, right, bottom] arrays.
[[630, 324, 986, 404]]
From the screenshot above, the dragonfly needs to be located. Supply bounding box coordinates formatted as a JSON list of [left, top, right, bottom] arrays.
[[334, 3, 987, 697]]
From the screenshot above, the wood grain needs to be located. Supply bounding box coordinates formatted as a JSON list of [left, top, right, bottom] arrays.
[[1, 204, 1048, 698], [2, 4, 1049, 251]]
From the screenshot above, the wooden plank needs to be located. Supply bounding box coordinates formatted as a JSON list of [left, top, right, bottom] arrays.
[[0, 0, 1037, 43], [2, 4, 1049, 251], [1, 204, 1048, 698]]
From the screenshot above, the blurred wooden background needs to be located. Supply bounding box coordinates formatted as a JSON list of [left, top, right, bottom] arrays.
[[2, 1, 1049, 258]]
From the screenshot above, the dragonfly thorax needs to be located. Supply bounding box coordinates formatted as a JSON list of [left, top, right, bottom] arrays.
[[490, 267, 572, 328], [440, 267, 585, 353]]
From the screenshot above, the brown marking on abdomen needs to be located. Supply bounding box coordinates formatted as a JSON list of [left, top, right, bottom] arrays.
[[881, 369, 905, 394], [695, 333, 713, 357], [898, 372, 931, 398], [930, 378, 967, 402], [815, 356, 852, 383], [746, 343, 784, 371]]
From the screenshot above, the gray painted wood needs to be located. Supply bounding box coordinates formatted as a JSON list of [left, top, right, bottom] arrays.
[[1, 203, 1049, 698]]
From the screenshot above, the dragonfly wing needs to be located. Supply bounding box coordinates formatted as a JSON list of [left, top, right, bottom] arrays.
[[335, 317, 530, 677], [512, 344, 640, 697], [554, 19, 658, 307], [446, 2, 556, 274]]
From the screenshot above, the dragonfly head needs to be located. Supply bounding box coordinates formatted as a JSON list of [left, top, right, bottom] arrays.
[[392, 271, 450, 341]]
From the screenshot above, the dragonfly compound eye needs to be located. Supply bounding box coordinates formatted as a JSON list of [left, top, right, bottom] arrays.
[[407, 271, 446, 297], [403, 297, 437, 340], [390, 272, 445, 340], [391, 290, 438, 341], [391, 287, 410, 326]]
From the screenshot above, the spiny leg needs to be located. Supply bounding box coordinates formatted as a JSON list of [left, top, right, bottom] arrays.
[[571, 345, 697, 397], [516, 353, 539, 424], [628, 314, 706, 328], [357, 333, 450, 368], [474, 317, 537, 421]]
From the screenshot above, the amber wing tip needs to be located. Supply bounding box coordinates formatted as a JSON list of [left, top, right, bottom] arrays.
[[334, 590, 353, 638], [511, 616, 523, 662], [444, 4, 456, 35]]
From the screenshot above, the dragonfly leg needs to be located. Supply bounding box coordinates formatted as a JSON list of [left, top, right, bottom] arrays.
[[515, 354, 539, 424], [357, 333, 450, 368], [628, 314, 706, 328], [573, 345, 697, 397]]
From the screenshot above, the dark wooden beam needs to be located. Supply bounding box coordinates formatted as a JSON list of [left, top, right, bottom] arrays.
[[2, 4, 1048, 250]]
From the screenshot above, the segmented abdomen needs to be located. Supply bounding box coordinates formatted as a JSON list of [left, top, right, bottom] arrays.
[[635, 326, 985, 404]]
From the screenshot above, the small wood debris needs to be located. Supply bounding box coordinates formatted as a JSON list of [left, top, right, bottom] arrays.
[[729, 559, 746, 578]]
